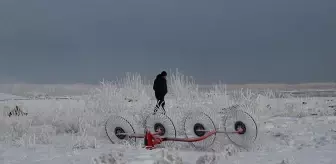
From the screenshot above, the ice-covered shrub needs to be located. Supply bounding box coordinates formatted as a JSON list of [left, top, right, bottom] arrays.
[[196, 153, 220, 164], [206, 84, 232, 106], [278, 157, 297, 164], [153, 148, 183, 164], [85, 73, 151, 115], [0, 116, 56, 146], [85, 81, 124, 114], [167, 69, 200, 102], [72, 132, 97, 150], [207, 86, 262, 118], [115, 72, 151, 104], [10, 122, 29, 140], [93, 151, 127, 164], [1, 105, 12, 116], [28, 130, 53, 145]]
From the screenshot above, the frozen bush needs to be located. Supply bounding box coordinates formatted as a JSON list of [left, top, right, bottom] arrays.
[[72, 134, 97, 150], [167, 69, 200, 102], [93, 151, 127, 164], [153, 149, 183, 164], [85, 73, 151, 115]]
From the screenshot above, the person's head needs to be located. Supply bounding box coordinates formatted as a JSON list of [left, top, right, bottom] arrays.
[[160, 71, 167, 78]]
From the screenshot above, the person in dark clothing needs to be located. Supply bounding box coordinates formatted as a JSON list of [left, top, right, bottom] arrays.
[[153, 71, 167, 114]]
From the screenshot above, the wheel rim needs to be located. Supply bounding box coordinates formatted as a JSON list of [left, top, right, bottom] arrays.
[[105, 115, 136, 145], [144, 113, 176, 147], [223, 109, 258, 149], [183, 111, 216, 150]]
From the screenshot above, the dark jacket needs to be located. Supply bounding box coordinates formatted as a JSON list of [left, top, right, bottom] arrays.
[[153, 74, 167, 96]]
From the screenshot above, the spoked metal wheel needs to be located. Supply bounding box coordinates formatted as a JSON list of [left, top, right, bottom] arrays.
[[182, 111, 217, 150], [144, 113, 176, 147], [105, 115, 136, 145], [223, 109, 258, 149]]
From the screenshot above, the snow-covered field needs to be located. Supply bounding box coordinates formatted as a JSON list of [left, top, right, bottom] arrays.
[[1, 73, 336, 164]]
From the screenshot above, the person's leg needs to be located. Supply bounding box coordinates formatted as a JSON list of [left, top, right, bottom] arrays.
[[154, 92, 159, 109], [158, 96, 166, 114], [154, 92, 161, 113], [160, 96, 165, 109], [153, 93, 166, 114]]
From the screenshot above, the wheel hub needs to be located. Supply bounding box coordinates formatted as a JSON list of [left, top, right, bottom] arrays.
[[154, 123, 166, 136], [234, 121, 246, 134], [114, 127, 126, 139], [194, 123, 206, 136]]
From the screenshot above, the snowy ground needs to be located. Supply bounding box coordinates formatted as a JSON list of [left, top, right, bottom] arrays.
[[0, 77, 336, 164]]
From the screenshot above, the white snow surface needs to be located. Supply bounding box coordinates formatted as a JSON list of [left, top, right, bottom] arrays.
[[0, 75, 336, 164]]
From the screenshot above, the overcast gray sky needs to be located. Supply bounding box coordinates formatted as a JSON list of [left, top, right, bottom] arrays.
[[0, 0, 335, 84]]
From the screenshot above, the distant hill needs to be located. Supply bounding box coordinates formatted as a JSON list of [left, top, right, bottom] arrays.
[[0, 93, 27, 100], [0, 84, 95, 97], [0, 83, 335, 98], [200, 83, 336, 91]]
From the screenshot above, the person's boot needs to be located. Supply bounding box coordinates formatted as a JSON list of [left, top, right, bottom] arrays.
[[161, 107, 166, 115], [153, 100, 161, 115], [161, 101, 166, 115]]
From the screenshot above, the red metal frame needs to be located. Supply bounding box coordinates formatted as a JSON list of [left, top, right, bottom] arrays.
[[144, 129, 164, 149], [137, 127, 244, 150]]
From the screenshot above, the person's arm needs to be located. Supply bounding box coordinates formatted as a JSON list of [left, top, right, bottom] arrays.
[[153, 79, 157, 91]]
